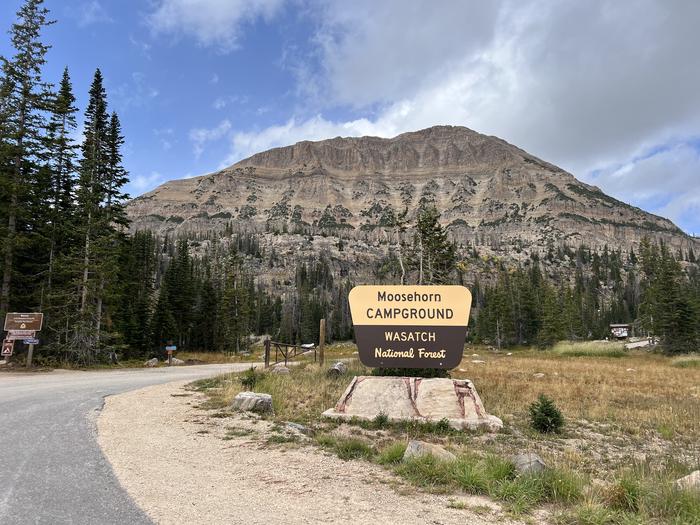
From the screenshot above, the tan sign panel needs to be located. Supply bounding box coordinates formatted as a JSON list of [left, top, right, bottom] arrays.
[[349, 285, 472, 369], [4, 312, 43, 332]]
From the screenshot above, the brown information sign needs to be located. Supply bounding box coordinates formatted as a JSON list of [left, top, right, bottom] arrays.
[[348, 285, 472, 369], [4, 312, 43, 332]]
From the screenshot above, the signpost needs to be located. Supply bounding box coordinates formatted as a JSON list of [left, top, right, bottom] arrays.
[[348, 285, 472, 369], [165, 343, 176, 365], [3, 312, 43, 367]]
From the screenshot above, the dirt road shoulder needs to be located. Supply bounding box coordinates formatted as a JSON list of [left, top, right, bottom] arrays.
[[97, 381, 518, 525]]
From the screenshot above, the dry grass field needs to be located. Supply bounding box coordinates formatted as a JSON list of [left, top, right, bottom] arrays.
[[192, 342, 700, 523]]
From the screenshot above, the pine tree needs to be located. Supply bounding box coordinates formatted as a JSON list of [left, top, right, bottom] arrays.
[[0, 0, 54, 316], [42, 68, 78, 316], [414, 207, 456, 284]]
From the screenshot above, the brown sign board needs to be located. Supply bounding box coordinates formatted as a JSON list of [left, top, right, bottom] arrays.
[[4, 312, 43, 332], [6, 330, 36, 340], [1, 339, 13, 356], [348, 285, 472, 369]]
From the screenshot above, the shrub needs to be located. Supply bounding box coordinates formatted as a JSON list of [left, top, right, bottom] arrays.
[[372, 411, 390, 429], [529, 394, 564, 434], [606, 472, 644, 512], [240, 366, 258, 390]]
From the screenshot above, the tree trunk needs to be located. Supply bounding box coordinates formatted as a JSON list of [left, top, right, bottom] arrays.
[[0, 100, 26, 315]]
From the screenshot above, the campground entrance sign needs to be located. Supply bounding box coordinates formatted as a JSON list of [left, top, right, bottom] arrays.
[[348, 285, 472, 369]]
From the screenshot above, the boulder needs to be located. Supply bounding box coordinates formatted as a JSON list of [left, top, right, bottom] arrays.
[[513, 452, 546, 474], [231, 392, 274, 414], [145, 358, 158, 367], [675, 470, 700, 491], [170, 357, 185, 366], [323, 376, 502, 431], [285, 422, 312, 436], [327, 361, 348, 378], [403, 440, 456, 462], [270, 365, 290, 375]]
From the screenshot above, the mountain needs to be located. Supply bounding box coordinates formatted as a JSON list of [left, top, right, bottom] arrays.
[[127, 126, 697, 262]]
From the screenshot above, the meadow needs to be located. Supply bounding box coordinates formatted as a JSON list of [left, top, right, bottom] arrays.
[[192, 341, 700, 523]]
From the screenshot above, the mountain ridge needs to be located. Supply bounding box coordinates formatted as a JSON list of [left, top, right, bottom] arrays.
[[127, 125, 696, 260]]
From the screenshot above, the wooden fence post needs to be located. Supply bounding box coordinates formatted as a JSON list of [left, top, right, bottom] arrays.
[[319, 318, 326, 366], [264, 338, 270, 368]]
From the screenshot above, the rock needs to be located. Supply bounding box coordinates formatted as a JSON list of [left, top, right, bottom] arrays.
[[471, 360, 486, 364], [403, 440, 456, 462], [285, 422, 312, 436], [471, 353, 479, 357], [270, 365, 290, 375], [532, 373, 545, 379], [169, 357, 185, 366], [145, 358, 158, 367], [675, 470, 700, 491], [323, 376, 503, 432], [513, 452, 546, 474], [506, 352, 513, 356], [327, 361, 348, 378], [231, 392, 274, 414], [626, 368, 636, 372]]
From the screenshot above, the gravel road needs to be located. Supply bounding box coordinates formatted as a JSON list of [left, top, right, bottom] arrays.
[[0, 364, 255, 525], [98, 381, 517, 525]]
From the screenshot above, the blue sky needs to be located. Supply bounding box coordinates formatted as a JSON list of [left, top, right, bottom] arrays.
[[1, 0, 699, 234]]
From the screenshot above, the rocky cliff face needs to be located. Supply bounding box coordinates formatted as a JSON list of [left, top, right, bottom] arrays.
[[127, 126, 697, 257]]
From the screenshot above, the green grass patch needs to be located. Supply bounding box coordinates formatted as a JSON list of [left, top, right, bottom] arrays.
[[671, 355, 700, 368], [376, 442, 407, 465], [315, 434, 375, 461], [552, 341, 627, 358]]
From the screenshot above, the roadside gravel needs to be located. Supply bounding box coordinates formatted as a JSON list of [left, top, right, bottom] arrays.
[[97, 381, 518, 525]]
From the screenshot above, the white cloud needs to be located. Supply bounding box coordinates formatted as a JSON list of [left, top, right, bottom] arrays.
[[111, 72, 160, 113], [592, 143, 700, 233], [212, 94, 248, 110], [129, 171, 168, 194], [190, 119, 232, 159], [147, 0, 285, 51], [223, 0, 700, 231], [75, 1, 113, 27], [153, 128, 175, 151]]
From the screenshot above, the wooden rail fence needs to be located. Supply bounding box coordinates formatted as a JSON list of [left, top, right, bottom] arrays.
[[264, 339, 317, 368]]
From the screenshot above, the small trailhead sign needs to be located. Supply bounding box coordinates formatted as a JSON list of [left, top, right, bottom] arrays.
[[348, 285, 472, 369]]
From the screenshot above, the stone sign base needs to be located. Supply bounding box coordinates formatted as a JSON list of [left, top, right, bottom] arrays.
[[322, 376, 502, 432]]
